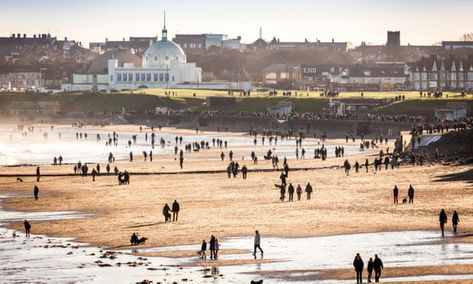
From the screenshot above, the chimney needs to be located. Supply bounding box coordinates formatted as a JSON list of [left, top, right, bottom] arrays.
[[33, 34, 37, 39], [332, 38, 334, 43], [12, 34, 15, 38], [17, 33, 21, 38], [23, 34, 26, 38]]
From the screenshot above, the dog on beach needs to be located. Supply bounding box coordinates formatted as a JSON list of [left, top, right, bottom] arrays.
[[135, 237, 147, 245], [402, 198, 407, 204], [16, 177, 24, 182], [250, 280, 263, 284]]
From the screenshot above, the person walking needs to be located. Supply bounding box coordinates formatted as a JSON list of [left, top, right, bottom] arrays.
[[305, 182, 313, 200], [214, 237, 220, 260], [91, 168, 98, 181], [367, 257, 374, 283], [163, 203, 171, 222], [296, 184, 302, 201], [200, 240, 207, 260], [353, 253, 364, 284], [24, 220, 31, 237], [209, 235, 216, 260], [253, 230, 264, 256], [439, 209, 448, 237], [373, 254, 384, 282], [393, 185, 399, 204], [408, 185, 415, 204], [172, 200, 180, 222], [33, 185, 39, 200], [242, 165, 248, 179], [36, 166, 41, 182], [288, 183, 295, 202], [452, 210, 460, 233]]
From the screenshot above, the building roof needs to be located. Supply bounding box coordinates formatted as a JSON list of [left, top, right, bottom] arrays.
[[86, 50, 141, 74], [262, 64, 300, 73], [349, 64, 406, 78]]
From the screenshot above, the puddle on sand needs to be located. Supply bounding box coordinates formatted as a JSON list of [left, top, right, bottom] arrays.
[[0, 195, 253, 283], [137, 231, 473, 283]]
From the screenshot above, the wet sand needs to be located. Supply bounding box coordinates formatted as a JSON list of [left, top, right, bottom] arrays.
[[250, 264, 473, 281]]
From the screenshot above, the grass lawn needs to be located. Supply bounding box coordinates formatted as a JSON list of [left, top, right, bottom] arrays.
[[1, 89, 471, 114], [121, 88, 472, 101]]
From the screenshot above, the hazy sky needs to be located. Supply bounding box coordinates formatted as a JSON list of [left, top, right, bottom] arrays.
[[1, 0, 472, 46]]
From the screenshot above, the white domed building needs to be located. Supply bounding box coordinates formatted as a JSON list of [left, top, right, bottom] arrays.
[[106, 23, 201, 90]]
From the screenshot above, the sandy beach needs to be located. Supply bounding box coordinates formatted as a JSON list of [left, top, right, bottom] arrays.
[[1, 123, 473, 283]]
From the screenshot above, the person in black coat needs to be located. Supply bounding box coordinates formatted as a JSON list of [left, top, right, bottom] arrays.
[[36, 166, 41, 182], [393, 185, 399, 204], [305, 182, 313, 200], [367, 257, 374, 282], [408, 185, 415, 204], [353, 253, 364, 284], [172, 200, 180, 222], [439, 209, 448, 237], [33, 185, 39, 200], [24, 220, 31, 237], [162, 204, 171, 222], [452, 211, 460, 233], [288, 183, 295, 202], [373, 254, 384, 282]]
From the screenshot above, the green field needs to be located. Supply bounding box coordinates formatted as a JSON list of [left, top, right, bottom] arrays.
[[120, 88, 472, 101], [0, 89, 472, 115]]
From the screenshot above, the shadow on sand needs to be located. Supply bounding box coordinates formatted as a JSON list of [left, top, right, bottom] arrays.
[[126, 221, 166, 228], [434, 168, 473, 184]]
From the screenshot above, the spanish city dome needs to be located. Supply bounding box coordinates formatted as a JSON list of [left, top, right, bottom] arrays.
[[142, 15, 187, 68]]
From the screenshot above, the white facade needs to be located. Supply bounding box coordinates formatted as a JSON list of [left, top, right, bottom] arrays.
[[63, 24, 202, 92]]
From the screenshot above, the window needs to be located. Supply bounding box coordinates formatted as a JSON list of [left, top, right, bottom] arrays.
[[165, 74, 169, 82], [159, 73, 164, 82], [123, 73, 127, 81], [129, 73, 133, 81], [154, 73, 158, 81], [117, 73, 122, 82], [135, 73, 140, 81], [147, 73, 151, 81], [172, 76, 175, 82], [141, 73, 145, 81], [110, 75, 113, 81]]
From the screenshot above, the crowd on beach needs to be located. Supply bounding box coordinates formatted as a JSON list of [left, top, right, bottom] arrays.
[[8, 116, 473, 284]]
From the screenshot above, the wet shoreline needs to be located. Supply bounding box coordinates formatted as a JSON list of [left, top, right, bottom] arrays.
[[2, 192, 473, 283]]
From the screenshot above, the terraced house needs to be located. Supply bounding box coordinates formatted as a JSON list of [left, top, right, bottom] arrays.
[[409, 55, 473, 91]]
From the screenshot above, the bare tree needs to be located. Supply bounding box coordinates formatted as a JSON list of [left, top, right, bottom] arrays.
[[459, 33, 473, 41]]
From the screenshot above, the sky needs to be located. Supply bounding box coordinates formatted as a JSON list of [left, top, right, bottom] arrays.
[[1, 0, 472, 47]]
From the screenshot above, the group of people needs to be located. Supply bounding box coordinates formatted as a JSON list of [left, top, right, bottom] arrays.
[[162, 200, 180, 222], [392, 184, 415, 204], [199, 235, 220, 260], [275, 182, 313, 201], [353, 253, 384, 283], [439, 209, 460, 237]]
